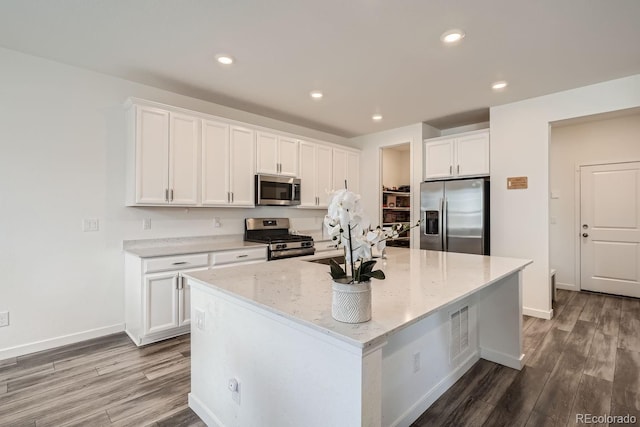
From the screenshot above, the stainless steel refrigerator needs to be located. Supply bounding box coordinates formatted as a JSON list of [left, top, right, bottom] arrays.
[[420, 178, 490, 255]]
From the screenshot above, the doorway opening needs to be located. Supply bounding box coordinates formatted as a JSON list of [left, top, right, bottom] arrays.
[[381, 143, 411, 248]]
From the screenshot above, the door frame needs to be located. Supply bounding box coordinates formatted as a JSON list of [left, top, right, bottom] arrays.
[[574, 159, 640, 291], [378, 140, 413, 245]]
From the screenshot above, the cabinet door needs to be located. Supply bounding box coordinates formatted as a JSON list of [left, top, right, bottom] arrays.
[[424, 139, 455, 180], [202, 120, 230, 205], [178, 268, 207, 327], [229, 126, 255, 206], [256, 131, 279, 175], [278, 136, 299, 177], [168, 113, 199, 205], [144, 273, 179, 335], [136, 106, 170, 204], [346, 151, 360, 195], [332, 148, 347, 192], [316, 145, 333, 207], [456, 132, 490, 177], [298, 141, 318, 206]]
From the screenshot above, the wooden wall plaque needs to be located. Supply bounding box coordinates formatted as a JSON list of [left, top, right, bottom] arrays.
[[507, 176, 528, 190]]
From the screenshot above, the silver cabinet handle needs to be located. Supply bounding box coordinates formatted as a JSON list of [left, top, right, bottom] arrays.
[[178, 276, 184, 290], [237, 254, 249, 258], [165, 189, 169, 202], [582, 233, 589, 238], [170, 189, 174, 202], [457, 165, 460, 174], [172, 261, 188, 265], [227, 192, 230, 203], [231, 192, 234, 203], [449, 165, 452, 175]]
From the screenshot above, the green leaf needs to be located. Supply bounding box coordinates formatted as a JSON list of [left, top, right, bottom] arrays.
[[329, 259, 347, 279], [359, 260, 377, 275], [368, 270, 386, 280]]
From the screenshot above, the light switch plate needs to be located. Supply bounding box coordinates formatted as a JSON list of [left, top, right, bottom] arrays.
[[82, 218, 99, 232], [0, 311, 9, 327]]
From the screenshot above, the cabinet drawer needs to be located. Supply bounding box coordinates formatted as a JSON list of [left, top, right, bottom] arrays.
[[315, 240, 339, 253], [144, 253, 209, 273], [212, 247, 267, 266]]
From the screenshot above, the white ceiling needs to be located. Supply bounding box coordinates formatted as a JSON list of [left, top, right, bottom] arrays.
[[1, 1, 639, 137]]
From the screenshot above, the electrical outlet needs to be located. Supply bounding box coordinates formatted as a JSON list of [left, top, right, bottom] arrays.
[[142, 218, 152, 230], [195, 309, 205, 330], [213, 217, 222, 228], [0, 311, 9, 327], [82, 218, 99, 232], [228, 378, 241, 405], [413, 352, 421, 373]]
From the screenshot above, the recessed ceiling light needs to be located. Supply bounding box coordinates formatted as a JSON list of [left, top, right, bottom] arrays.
[[440, 29, 465, 44], [372, 114, 383, 121], [310, 90, 323, 100], [492, 81, 508, 90], [215, 54, 234, 65]]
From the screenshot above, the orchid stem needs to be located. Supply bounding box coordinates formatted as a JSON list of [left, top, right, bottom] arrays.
[[347, 224, 356, 283]]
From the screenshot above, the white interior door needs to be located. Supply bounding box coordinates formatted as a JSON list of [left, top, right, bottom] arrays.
[[581, 162, 640, 297]]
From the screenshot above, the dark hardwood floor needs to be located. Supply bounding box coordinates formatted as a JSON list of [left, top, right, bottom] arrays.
[[0, 290, 638, 426], [413, 290, 640, 427]]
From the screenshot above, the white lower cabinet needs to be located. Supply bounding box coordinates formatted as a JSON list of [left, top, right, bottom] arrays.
[[125, 246, 267, 346]]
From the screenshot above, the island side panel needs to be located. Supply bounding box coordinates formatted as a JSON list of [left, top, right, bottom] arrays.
[[188, 282, 382, 427], [381, 295, 480, 427], [477, 270, 524, 369]]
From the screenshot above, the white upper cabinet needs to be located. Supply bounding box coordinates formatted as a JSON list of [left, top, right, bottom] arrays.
[[130, 105, 199, 206], [256, 132, 298, 177], [229, 126, 255, 206], [423, 129, 489, 180], [201, 120, 255, 207], [168, 113, 200, 205], [299, 141, 334, 208], [332, 147, 360, 194]]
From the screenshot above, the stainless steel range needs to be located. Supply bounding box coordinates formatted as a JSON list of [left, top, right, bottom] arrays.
[[244, 218, 315, 260]]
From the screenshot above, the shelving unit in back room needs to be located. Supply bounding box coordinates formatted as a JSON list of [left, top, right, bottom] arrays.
[[382, 188, 411, 248]]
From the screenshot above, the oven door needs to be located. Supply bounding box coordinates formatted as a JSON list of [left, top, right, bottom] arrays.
[[256, 175, 301, 206]]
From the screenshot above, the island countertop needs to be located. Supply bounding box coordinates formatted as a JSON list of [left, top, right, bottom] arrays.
[[185, 247, 531, 350]]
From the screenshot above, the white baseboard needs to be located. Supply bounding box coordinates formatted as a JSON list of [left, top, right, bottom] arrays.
[[556, 282, 578, 291], [189, 393, 227, 427], [391, 351, 480, 427], [523, 306, 553, 320], [0, 323, 125, 360], [481, 347, 524, 370]]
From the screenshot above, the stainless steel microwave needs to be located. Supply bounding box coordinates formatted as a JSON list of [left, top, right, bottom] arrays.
[[255, 174, 301, 206]]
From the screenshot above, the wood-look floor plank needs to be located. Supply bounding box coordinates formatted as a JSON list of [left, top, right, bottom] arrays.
[[470, 364, 519, 406], [143, 355, 190, 381], [621, 297, 640, 315], [618, 309, 640, 352], [566, 374, 612, 427], [553, 292, 588, 332], [0, 362, 55, 384], [480, 365, 550, 427], [583, 330, 618, 381], [154, 407, 206, 427], [613, 348, 640, 393], [596, 295, 622, 337], [58, 410, 112, 427], [578, 293, 605, 323], [440, 396, 494, 427], [412, 359, 495, 425], [532, 320, 596, 424], [525, 327, 569, 372], [522, 315, 536, 332], [610, 384, 640, 422], [523, 318, 554, 353], [524, 410, 561, 427]]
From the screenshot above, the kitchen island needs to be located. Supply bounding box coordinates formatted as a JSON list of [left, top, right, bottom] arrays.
[[185, 248, 531, 427]]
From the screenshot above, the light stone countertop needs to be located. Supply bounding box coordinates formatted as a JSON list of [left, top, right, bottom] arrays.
[[185, 247, 532, 350], [123, 235, 267, 258]]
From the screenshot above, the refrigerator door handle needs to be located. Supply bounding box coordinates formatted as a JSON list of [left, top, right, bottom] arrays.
[[442, 198, 448, 251]]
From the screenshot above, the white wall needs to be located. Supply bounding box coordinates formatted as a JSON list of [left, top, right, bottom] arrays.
[[490, 74, 640, 319], [550, 111, 640, 290], [0, 47, 351, 357], [350, 123, 439, 248], [381, 147, 410, 188]]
